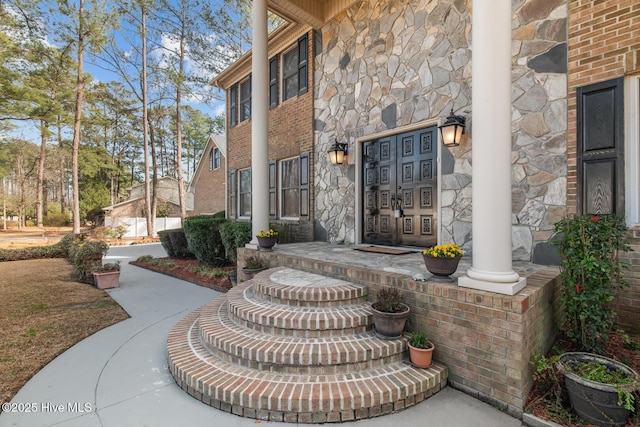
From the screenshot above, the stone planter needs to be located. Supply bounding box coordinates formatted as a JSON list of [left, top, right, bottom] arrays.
[[557, 352, 639, 427], [371, 304, 410, 339], [408, 341, 435, 368], [93, 271, 120, 289], [422, 255, 461, 281], [257, 236, 277, 251]]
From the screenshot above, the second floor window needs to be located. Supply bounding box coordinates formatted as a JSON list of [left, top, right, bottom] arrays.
[[240, 77, 251, 122], [213, 148, 221, 170], [229, 84, 237, 127], [282, 34, 308, 101]]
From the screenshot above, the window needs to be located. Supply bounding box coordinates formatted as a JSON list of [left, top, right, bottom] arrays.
[[240, 77, 251, 122], [280, 158, 300, 218], [213, 148, 221, 170], [209, 148, 214, 170], [229, 84, 237, 127], [239, 168, 251, 218], [282, 34, 308, 102]]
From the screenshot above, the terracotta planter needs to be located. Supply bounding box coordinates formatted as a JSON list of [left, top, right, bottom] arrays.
[[422, 255, 461, 280], [557, 352, 639, 427], [93, 271, 120, 289], [408, 341, 435, 368], [371, 304, 410, 339], [257, 236, 277, 251]]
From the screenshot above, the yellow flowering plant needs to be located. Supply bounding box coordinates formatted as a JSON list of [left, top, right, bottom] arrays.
[[422, 243, 463, 258], [257, 229, 278, 238]]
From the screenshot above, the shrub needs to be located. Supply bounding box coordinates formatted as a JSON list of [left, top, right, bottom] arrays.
[[0, 233, 75, 262], [183, 216, 228, 267], [43, 212, 68, 227], [219, 221, 252, 262], [168, 228, 194, 259], [67, 237, 109, 280], [158, 230, 176, 258], [372, 286, 406, 313], [552, 214, 630, 353]]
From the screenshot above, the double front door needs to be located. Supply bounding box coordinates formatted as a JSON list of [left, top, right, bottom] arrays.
[[363, 127, 438, 247]]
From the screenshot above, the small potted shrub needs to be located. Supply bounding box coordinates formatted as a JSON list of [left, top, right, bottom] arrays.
[[371, 286, 409, 339], [241, 256, 266, 280], [407, 331, 435, 368], [92, 262, 121, 290]]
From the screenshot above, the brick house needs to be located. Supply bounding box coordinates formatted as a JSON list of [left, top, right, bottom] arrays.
[[212, 22, 315, 242], [188, 134, 227, 216], [205, 0, 640, 415]]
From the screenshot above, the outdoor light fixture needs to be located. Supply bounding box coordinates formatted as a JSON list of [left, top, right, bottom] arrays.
[[438, 108, 466, 147], [328, 139, 348, 165]]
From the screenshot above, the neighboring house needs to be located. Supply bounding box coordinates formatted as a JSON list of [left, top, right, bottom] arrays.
[[103, 176, 194, 219], [213, 21, 315, 242], [188, 134, 227, 216]]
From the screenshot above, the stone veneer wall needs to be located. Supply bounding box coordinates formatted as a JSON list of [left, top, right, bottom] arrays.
[[238, 247, 562, 415], [313, 0, 568, 260]]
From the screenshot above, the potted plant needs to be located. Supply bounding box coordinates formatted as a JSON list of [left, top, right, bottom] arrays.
[[552, 214, 635, 424], [241, 256, 267, 280], [256, 228, 278, 251], [407, 331, 435, 368], [556, 352, 638, 426], [371, 286, 410, 339], [68, 237, 109, 285], [422, 243, 463, 280], [92, 262, 121, 290]]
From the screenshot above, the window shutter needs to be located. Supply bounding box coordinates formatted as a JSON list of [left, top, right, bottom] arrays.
[[229, 85, 237, 128], [297, 34, 308, 96], [229, 169, 236, 218], [300, 152, 310, 218], [269, 161, 277, 218], [269, 56, 278, 109], [577, 77, 624, 215]]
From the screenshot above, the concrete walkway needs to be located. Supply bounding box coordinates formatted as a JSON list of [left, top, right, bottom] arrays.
[[0, 244, 524, 427]]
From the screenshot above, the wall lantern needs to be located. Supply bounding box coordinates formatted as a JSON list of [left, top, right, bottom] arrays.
[[438, 108, 466, 147], [328, 139, 348, 165]]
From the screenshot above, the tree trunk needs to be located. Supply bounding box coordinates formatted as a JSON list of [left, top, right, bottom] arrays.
[[57, 117, 66, 216], [36, 120, 47, 228], [71, 0, 85, 234], [175, 17, 187, 224], [141, 5, 154, 237]]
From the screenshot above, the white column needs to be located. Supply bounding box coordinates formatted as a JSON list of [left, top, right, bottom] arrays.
[[458, 0, 526, 295], [249, 0, 270, 246]]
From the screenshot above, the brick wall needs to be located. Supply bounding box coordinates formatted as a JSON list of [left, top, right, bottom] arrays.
[[567, 1, 640, 214], [568, 1, 640, 332], [226, 31, 315, 240], [238, 247, 561, 415], [192, 167, 226, 215]]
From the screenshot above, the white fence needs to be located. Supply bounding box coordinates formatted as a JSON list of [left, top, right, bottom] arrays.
[[104, 217, 182, 238]]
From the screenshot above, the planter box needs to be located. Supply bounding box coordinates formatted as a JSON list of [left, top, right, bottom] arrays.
[[93, 271, 120, 289]]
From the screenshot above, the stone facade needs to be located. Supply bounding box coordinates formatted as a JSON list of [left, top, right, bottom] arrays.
[[313, 0, 568, 260]]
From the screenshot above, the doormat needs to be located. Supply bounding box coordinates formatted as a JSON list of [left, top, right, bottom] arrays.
[[354, 246, 412, 255]]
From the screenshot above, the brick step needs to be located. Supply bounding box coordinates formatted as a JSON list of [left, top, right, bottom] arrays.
[[199, 296, 407, 373], [226, 282, 372, 337], [168, 309, 448, 423], [251, 267, 368, 307]]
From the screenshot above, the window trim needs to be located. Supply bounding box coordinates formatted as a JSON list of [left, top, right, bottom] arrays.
[[279, 156, 301, 220], [625, 74, 640, 226], [281, 34, 309, 103], [238, 168, 252, 219], [240, 76, 251, 122], [209, 148, 214, 171], [213, 148, 221, 170]]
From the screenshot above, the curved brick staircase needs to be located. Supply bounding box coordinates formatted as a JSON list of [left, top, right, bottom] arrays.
[[167, 267, 447, 423]]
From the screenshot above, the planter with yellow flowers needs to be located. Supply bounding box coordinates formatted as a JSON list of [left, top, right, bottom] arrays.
[[422, 244, 463, 281], [256, 229, 278, 251]]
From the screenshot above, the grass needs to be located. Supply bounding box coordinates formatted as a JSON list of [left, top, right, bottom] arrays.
[[0, 258, 129, 409]]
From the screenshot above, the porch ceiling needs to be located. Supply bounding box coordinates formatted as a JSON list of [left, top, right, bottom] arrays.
[[267, 0, 358, 29]]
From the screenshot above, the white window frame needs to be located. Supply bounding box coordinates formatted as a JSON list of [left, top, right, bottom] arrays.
[[625, 74, 640, 227], [239, 78, 251, 122], [238, 168, 251, 219], [279, 156, 300, 220], [281, 46, 298, 102], [213, 148, 221, 170]]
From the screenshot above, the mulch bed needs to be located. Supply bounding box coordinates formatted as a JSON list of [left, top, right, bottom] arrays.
[[130, 258, 235, 293], [526, 331, 640, 427]]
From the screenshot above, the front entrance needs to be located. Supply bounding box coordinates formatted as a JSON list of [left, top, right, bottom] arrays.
[[362, 127, 438, 247]]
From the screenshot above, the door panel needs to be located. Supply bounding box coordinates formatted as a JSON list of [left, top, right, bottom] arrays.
[[363, 127, 438, 247]]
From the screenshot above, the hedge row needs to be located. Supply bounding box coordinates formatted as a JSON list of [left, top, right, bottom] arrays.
[[158, 229, 194, 259], [183, 216, 228, 267]]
